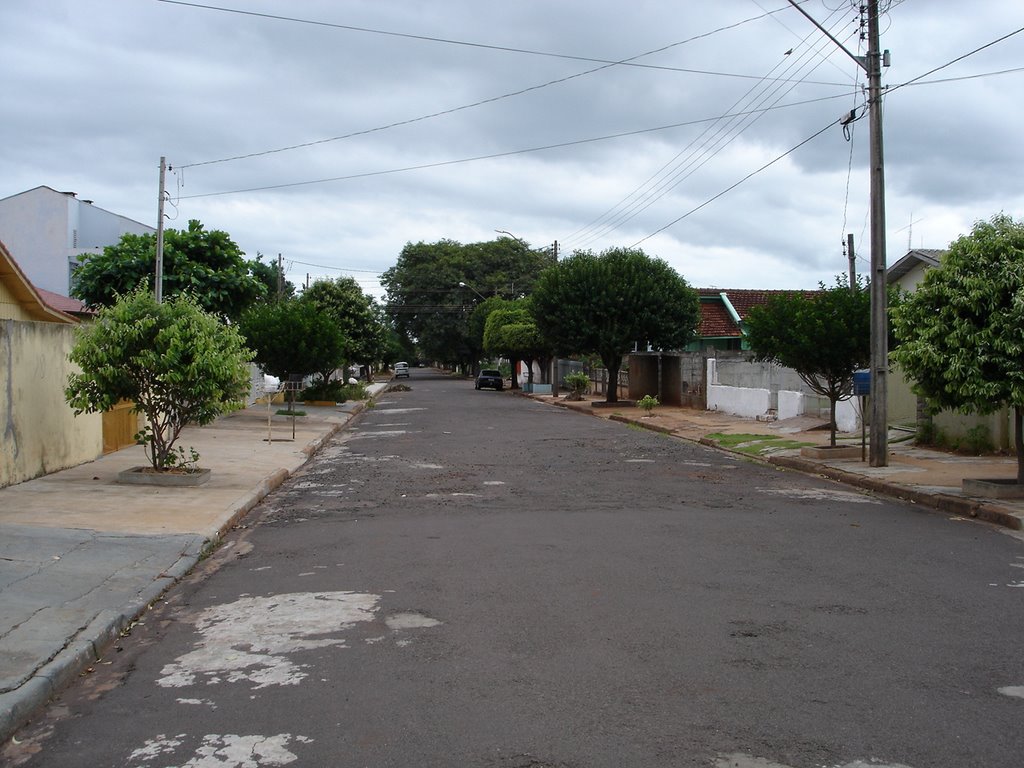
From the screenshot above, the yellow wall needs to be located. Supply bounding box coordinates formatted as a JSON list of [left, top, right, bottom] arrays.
[[0, 319, 103, 487], [0, 279, 34, 322]]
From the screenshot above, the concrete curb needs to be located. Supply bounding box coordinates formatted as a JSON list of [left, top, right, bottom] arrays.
[[767, 455, 1023, 531], [0, 403, 358, 745]]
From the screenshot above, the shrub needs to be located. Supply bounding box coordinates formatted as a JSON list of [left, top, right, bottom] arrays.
[[637, 394, 659, 415], [564, 371, 590, 400], [66, 288, 252, 471]]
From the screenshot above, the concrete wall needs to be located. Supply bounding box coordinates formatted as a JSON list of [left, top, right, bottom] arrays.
[[0, 319, 103, 487], [0, 187, 153, 296], [0, 188, 69, 295], [706, 358, 861, 431]]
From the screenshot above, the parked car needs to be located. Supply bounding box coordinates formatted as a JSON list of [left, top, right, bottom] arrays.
[[394, 362, 410, 378], [475, 369, 503, 390]]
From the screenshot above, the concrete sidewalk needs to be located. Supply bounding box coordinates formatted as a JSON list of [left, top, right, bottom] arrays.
[[0, 391, 382, 743], [2, 381, 1021, 744]]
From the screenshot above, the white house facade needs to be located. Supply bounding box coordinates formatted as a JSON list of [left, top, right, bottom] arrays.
[[0, 186, 154, 296]]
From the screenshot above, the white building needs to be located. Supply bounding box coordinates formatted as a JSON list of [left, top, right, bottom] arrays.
[[0, 186, 154, 296]]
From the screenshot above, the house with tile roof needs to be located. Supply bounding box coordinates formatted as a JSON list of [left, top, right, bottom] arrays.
[[687, 288, 819, 351]]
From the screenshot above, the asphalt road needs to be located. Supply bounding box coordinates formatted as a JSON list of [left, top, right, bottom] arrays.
[[6, 369, 1023, 768]]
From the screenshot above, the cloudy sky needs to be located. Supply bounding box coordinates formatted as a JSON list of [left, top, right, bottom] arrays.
[[3, 0, 1022, 298]]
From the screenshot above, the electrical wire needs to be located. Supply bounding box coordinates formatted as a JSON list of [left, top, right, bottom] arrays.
[[630, 117, 839, 247], [564, 5, 855, 250], [173, 3, 849, 169], [176, 92, 852, 200], [887, 24, 1024, 95]]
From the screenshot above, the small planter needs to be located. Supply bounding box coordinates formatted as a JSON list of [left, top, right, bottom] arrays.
[[962, 478, 1024, 499], [117, 466, 211, 487], [800, 445, 862, 460], [303, 400, 337, 407]]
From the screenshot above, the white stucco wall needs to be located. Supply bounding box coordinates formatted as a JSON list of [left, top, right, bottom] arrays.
[[706, 359, 862, 431]]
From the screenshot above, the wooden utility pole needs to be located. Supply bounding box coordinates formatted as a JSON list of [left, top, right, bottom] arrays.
[[848, 234, 856, 291], [155, 156, 166, 303], [277, 253, 284, 300], [788, 0, 888, 466], [866, 0, 889, 467]]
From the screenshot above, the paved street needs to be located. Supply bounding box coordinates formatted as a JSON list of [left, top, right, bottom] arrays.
[[4, 368, 1023, 768]]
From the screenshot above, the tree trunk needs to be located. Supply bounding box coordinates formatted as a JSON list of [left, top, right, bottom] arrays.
[[1015, 405, 1023, 484], [603, 355, 621, 404], [829, 396, 838, 447]]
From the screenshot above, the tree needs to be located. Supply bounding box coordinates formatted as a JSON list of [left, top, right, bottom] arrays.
[[72, 219, 265, 320], [468, 296, 513, 373], [300, 277, 382, 375], [483, 300, 549, 388], [381, 237, 553, 370], [745, 278, 869, 447], [530, 247, 700, 403], [892, 213, 1024, 483], [238, 299, 347, 385], [65, 288, 252, 472]]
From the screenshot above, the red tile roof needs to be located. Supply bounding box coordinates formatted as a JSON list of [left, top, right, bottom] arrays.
[[698, 301, 738, 338], [696, 289, 819, 338], [36, 288, 92, 316]]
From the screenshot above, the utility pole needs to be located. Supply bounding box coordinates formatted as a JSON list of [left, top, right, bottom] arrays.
[[847, 234, 856, 291], [155, 156, 167, 303], [788, 0, 889, 466], [866, 0, 889, 467], [277, 253, 284, 300]]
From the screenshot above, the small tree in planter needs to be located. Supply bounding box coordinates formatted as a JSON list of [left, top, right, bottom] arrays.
[[564, 371, 590, 401], [66, 288, 253, 472]]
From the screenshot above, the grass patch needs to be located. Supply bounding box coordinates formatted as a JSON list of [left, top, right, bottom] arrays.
[[705, 432, 814, 456], [276, 409, 307, 417]]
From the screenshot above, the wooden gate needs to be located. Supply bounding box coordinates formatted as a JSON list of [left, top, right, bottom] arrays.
[[102, 401, 139, 454]]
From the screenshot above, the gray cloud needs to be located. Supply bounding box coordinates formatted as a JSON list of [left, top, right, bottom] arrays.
[[3, 0, 1023, 295]]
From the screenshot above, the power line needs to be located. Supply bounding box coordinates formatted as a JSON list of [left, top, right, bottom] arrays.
[[564, 5, 856, 249], [168, 1, 850, 169], [630, 118, 839, 247], [177, 92, 852, 199], [887, 24, 1024, 94]]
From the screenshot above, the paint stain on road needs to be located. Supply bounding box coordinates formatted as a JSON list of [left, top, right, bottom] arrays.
[[998, 685, 1024, 698], [716, 755, 915, 768], [758, 488, 881, 504], [128, 733, 312, 767], [156, 592, 380, 689]]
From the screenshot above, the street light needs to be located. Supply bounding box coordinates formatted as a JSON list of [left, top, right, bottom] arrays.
[[458, 281, 487, 301], [494, 229, 527, 247]]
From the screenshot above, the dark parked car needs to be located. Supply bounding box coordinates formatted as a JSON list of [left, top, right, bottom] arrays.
[[475, 369, 503, 390]]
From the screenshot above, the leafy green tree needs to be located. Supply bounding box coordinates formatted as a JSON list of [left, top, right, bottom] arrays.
[[381, 237, 552, 370], [65, 288, 253, 472], [483, 300, 549, 388], [892, 213, 1024, 482], [71, 220, 265, 320], [530, 247, 700, 403], [468, 296, 513, 373], [238, 300, 346, 385], [300, 277, 382, 374], [745, 278, 869, 447]]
